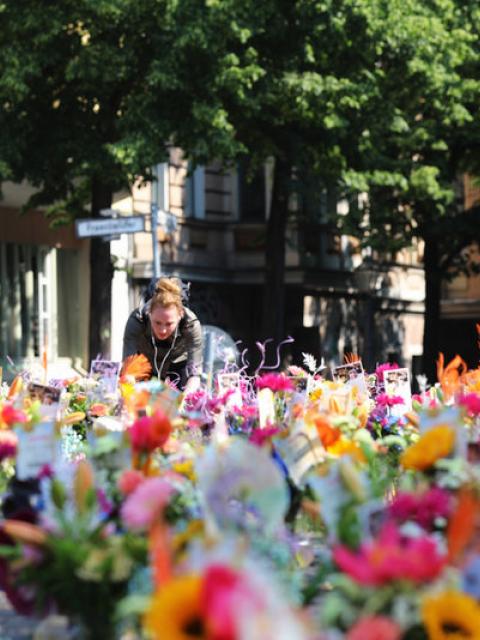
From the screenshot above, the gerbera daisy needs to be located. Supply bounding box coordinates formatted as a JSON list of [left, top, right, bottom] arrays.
[[144, 574, 205, 640], [422, 590, 480, 639]]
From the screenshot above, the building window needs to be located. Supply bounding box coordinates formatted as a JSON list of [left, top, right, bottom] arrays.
[[185, 165, 205, 219], [0, 243, 52, 367], [238, 161, 266, 222]]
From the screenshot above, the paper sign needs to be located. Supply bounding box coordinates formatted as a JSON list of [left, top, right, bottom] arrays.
[[384, 368, 412, 416], [257, 388, 275, 429], [333, 361, 368, 398], [217, 372, 243, 409], [275, 429, 325, 486], [15, 422, 57, 480], [90, 360, 120, 394], [27, 383, 61, 419]]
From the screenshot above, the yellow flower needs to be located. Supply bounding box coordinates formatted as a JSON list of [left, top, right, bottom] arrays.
[[144, 574, 205, 640], [309, 388, 323, 402], [422, 590, 480, 639], [400, 424, 455, 471], [327, 437, 366, 463], [172, 460, 196, 483]]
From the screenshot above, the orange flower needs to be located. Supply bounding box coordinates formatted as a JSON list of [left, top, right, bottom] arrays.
[[436, 353, 467, 402], [447, 489, 479, 562], [400, 425, 455, 471], [314, 415, 341, 447], [120, 354, 152, 383]]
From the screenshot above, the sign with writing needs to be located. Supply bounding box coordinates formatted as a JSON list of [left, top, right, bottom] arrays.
[[76, 216, 145, 238], [15, 422, 57, 480]]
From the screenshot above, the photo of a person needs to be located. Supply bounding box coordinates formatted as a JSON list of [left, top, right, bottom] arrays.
[[27, 383, 62, 405]]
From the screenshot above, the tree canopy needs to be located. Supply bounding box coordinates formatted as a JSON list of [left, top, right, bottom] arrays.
[[1, 0, 480, 375]]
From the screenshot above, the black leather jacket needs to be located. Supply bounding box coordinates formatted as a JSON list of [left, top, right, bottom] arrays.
[[122, 305, 203, 383]]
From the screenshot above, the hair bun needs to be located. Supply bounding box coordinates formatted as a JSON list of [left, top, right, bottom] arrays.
[[155, 277, 182, 296]]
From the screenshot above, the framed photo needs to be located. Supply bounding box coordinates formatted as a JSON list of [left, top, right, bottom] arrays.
[[27, 382, 62, 406], [384, 367, 412, 415], [333, 361, 368, 397], [217, 372, 243, 409], [90, 359, 120, 394]]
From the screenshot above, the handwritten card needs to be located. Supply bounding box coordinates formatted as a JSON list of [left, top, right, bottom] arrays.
[[15, 422, 57, 480]]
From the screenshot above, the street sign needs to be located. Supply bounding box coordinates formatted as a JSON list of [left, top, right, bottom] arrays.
[[75, 216, 145, 239]]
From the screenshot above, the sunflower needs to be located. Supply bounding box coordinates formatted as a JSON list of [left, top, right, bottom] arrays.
[[144, 574, 205, 640], [422, 590, 480, 639], [400, 424, 455, 471]]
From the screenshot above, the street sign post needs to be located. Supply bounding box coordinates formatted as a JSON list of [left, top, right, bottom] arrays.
[[75, 216, 145, 239]]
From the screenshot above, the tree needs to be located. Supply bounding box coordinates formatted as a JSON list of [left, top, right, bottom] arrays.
[[160, 0, 404, 346], [0, 1, 205, 360], [336, 0, 480, 381]]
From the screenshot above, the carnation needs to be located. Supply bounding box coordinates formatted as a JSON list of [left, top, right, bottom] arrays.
[[256, 373, 294, 392]]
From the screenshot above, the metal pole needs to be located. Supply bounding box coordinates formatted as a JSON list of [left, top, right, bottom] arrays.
[[151, 203, 161, 279]]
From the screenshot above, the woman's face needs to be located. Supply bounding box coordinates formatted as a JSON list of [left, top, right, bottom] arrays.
[[150, 304, 182, 340]]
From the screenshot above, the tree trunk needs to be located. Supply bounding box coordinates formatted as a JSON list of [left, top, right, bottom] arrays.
[[88, 178, 114, 364], [422, 235, 442, 384], [262, 157, 290, 350]]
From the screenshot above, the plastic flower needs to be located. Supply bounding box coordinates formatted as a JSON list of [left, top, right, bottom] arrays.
[[144, 574, 204, 640], [422, 590, 480, 639], [347, 616, 402, 640], [333, 523, 446, 585], [128, 410, 172, 454], [121, 477, 174, 531], [0, 430, 17, 461], [400, 425, 455, 471], [256, 373, 294, 392]]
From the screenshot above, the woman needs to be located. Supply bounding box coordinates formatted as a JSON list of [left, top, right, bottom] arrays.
[[122, 277, 203, 392]]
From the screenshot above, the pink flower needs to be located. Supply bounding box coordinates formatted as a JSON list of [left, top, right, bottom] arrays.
[[459, 393, 480, 417], [375, 363, 399, 383], [256, 373, 294, 392], [389, 487, 451, 529], [202, 564, 262, 640], [287, 365, 307, 377], [0, 431, 17, 461], [121, 477, 174, 531], [128, 410, 171, 454], [118, 469, 145, 496], [1, 405, 27, 426], [333, 523, 446, 585], [249, 426, 280, 447], [376, 393, 404, 408], [347, 615, 402, 640]]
